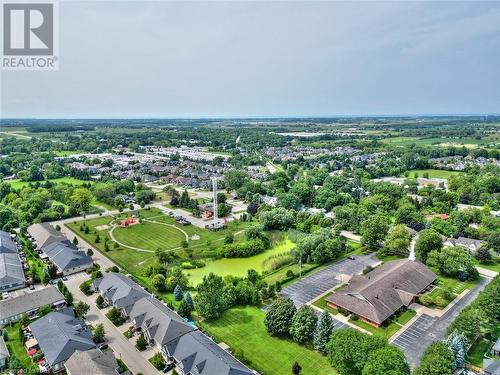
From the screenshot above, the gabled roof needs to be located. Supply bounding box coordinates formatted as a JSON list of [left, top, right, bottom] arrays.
[[64, 349, 118, 375], [27, 223, 67, 248], [0, 231, 16, 254], [0, 336, 9, 361], [165, 330, 253, 375], [129, 296, 194, 347], [93, 272, 149, 310], [29, 308, 95, 367], [327, 260, 436, 325], [43, 241, 92, 272], [0, 252, 25, 287], [0, 286, 64, 320], [484, 359, 500, 375]]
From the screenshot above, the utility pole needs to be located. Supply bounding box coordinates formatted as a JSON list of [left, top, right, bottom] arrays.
[[211, 176, 218, 229]]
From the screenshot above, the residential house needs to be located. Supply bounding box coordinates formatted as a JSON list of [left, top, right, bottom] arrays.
[[0, 286, 65, 326], [444, 236, 486, 255], [493, 337, 500, 357], [27, 223, 93, 276], [326, 260, 436, 327], [64, 349, 124, 375], [28, 308, 95, 372], [0, 230, 25, 292], [92, 272, 149, 317], [484, 359, 500, 375]]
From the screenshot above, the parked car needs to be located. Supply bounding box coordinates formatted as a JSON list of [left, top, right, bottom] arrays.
[[2, 292, 10, 299], [162, 363, 175, 373], [347, 255, 356, 260], [98, 343, 108, 350]]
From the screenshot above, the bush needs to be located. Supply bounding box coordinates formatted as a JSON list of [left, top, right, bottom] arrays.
[[79, 280, 93, 296], [149, 352, 166, 370], [106, 306, 125, 326], [223, 240, 266, 258], [136, 334, 148, 351]]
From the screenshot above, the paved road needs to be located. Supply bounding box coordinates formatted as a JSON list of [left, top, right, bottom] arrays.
[[393, 277, 492, 368], [65, 274, 159, 375], [280, 253, 379, 307]]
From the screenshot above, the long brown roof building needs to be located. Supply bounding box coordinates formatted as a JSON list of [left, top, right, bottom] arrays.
[[326, 259, 436, 326]]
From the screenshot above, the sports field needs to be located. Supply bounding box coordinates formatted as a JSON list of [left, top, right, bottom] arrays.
[[112, 221, 187, 251], [402, 169, 461, 179], [199, 306, 336, 375], [6, 177, 89, 189]]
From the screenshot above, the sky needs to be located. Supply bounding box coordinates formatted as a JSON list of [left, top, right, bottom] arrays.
[[1, 0, 500, 118]]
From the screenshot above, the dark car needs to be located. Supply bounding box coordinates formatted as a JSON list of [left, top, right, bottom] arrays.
[[162, 363, 175, 373], [347, 255, 356, 260], [98, 343, 108, 350]]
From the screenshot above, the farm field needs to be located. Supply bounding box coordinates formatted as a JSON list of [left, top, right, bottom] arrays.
[[402, 169, 462, 179], [383, 136, 497, 147], [186, 237, 295, 286], [199, 306, 336, 375], [6, 177, 89, 189]]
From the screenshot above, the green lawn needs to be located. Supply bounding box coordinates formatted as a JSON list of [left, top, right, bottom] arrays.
[[4, 324, 37, 370], [349, 309, 416, 339], [312, 292, 338, 315], [112, 221, 187, 251], [473, 258, 500, 273], [402, 169, 461, 179], [436, 275, 480, 295], [467, 338, 491, 367], [186, 238, 295, 286], [383, 136, 494, 148], [6, 177, 89, 189], [199, 306, 336, 375]]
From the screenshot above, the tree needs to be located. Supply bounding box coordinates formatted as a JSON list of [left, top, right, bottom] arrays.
[[264, 297, 296, 336], [289, 305, 317, 343], [70, 188, 93, 213], [382, 224, 411, 257], [185, 292, 194, 310], [361, 346, 410, 375], [413, 342, 454, 375], [224, 232, 234, 244], [224, 170, 247, 192], [313, 310, 335, 353], [326, 329, 386, 375], [428, 247, 479, 281], [152, 274, 166, 292], [19, 314, 30, 328], [487, 232, 500, 253], [92, 323, 105, 343], [75, 301, 90, 317], [445, 330, 468, 370], [174, 284, 183, 301], [96, 294, 105, 309], [135, 333, 147, 351], [415, 228, 443, 263], [86, 248, 94, 256], [360, 214, 389, 250], [447, 307, 487, 342], [72, 236, 79, 246], [106, 306, 125, 326], [177, 299, 192, 318], [195, 273, 229, 320], [476, 247, 492, 263], [292, 362, 302, 375], [259, 208, 296, 231]]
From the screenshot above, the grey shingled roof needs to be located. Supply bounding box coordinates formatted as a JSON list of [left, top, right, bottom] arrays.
[[64, 349, 118, 375], [0, 336, 9, 361], [29, 308, 95, 367], [484, 359, 500, 375], [326, 260, 436, 325], [0, 252, 25, 288], [27, 223, 66, 248], [43, 241, 92, 272], [165, 330, 253, 375], [0, 231, 16, 254], [93, 272, 149, 313], [129, 296, 194, 347], [0, 286, 65, 320]]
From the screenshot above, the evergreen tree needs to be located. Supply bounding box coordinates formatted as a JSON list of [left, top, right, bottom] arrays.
[[313, 310, 335, 353], [174, 284, 183, 301], [185, 292, 194, 309]]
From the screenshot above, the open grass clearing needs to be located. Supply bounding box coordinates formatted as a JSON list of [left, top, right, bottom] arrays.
[[467, 338, 492, 367], [199, 306, 336, 375], [402, 169, 462, 179], [5, 177, 90, 189]]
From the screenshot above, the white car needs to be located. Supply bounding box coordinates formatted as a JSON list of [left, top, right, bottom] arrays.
[[2, 292, 10, 300]]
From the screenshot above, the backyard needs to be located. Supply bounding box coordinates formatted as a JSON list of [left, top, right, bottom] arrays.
[[199, 306, 336, 375], [4, 324, 37, 371]]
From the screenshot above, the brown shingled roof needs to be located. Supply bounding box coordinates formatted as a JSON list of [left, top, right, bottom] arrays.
[[326, 260, 436, 325]]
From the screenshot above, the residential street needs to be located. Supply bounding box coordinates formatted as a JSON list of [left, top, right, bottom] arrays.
[[65, 273, 159, 375]]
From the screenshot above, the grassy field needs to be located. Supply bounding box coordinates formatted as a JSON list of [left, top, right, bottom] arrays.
[[199, 306, 336, 375], [467, 338, 491, 367], [4, 324, 37, 370], [402, 169, 461, 179], [6, 177, 89, 189], [383, 136, 495, 148], [112, 221, 187, 251], [186, 238, 295, 286]]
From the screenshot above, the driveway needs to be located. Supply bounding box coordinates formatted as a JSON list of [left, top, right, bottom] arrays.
[[280, 253, 379, 307], [392, 277, 492, 368], [65, 274, 159, 375]]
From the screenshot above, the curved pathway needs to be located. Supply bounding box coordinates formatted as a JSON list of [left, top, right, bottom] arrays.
[[108, 226, 155, 253], [143, 218, 190, 241]]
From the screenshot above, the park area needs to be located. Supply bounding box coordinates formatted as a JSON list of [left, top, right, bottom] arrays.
[[199, 306, 336, 375], [66, 208, 296, 287]]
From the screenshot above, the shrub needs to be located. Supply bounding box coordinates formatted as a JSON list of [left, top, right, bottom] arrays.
[[136, 334, 147, 351], [223, 240, 266, 257], [149, 352, 166, 370]]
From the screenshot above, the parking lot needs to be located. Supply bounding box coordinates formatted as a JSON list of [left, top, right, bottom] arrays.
[[280, 253, 379, 307], [392, 314, 436, 350]]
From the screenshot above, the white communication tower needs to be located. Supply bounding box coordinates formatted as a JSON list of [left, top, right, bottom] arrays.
[[211, 176, 219, 228]]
